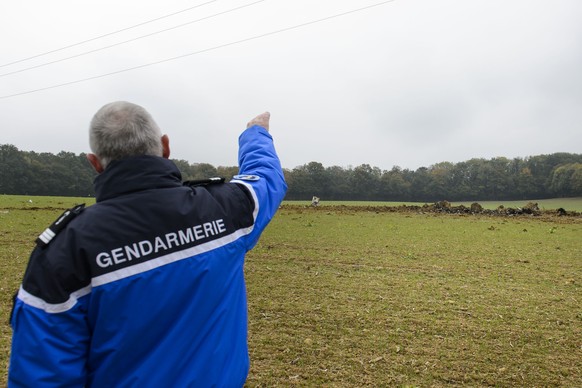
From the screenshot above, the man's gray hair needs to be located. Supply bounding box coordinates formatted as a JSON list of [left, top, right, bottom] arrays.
[[89, 101, 163, 169]]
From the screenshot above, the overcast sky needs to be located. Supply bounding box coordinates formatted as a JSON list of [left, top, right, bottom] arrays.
[[1, 0, 581, 171]]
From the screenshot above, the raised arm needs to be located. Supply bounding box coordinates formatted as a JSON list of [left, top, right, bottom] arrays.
[[232, 112, 287, 249]]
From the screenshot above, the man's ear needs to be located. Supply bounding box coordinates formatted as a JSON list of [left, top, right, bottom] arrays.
[[87, 153, 104, 173], [161, 135, 170, 159]]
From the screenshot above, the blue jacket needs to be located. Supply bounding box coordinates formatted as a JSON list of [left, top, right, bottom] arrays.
[[9, 125, 287, 387]]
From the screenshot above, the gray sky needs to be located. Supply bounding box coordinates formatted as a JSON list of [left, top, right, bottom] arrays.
[[1, 0, 581, 171]]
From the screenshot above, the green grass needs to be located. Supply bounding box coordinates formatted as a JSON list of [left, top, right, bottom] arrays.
[[1, 196, 581, 386], [286, 197, 582, 212], [0, 194, 95, 208], [243, 206, 581, 386]]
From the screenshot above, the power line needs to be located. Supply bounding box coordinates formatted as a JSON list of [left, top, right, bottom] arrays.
[[0, 0, 265, 78], [0, 0, 218, 69], [0, 0, 397, 100]]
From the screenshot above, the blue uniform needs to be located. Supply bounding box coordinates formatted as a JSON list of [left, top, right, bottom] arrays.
[[9, 125, 287, 387]]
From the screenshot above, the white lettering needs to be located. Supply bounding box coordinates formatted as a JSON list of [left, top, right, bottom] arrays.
[[154, 236, 168, 253], [96, 252, 112, 268], [125, 243, 140, 261], [95, 218, 229, 269], [216, 219, 226, 233], [139, 240, 153, 256], [193, 225, 204, 240], [203, 222, 214, 237], [111, 248, 126, 265], [179, 229, 193, 244], [165, 232, 179, 249]]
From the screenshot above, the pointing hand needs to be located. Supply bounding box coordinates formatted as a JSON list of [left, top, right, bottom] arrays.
[[247, 112, 270, 131]]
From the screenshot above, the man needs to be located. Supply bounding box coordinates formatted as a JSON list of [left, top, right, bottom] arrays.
[[9, 101, 287, 386]]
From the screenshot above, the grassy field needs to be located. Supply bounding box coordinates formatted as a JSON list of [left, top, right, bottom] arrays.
[[1, 196, 581, 386], [450, 197, 582, 212], [287, 197, 582, 212]]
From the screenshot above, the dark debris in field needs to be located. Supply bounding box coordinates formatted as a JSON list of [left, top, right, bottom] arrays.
[[282, 201, 581, 220]]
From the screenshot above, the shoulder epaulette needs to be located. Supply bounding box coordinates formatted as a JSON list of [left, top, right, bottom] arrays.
[[36, 204, 85, 248], [183, 177, 225, 187]]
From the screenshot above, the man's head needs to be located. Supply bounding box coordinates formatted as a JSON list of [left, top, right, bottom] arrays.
[[87, 101, 169, 173]]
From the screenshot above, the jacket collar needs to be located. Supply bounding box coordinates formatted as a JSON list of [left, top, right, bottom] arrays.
[[94, 156, 183, 202]]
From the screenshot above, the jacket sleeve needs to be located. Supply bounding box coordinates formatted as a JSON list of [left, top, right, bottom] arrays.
[[233, 124, 287, 250], [9, 245, 91, 387]]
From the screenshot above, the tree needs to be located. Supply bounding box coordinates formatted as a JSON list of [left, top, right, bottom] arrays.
[[350, 164, 381, 200], [325, 165, 353, 201], [216, 166, 239, 180], [428, 162, 454, 200], [550, 163, 582, 197], [409, 167, 432, 201], [379, 166, 410, 201], [0, 145, 30, 194], [2, 143, 581, 201], [285, 162, 329, 200], [189, 163, 218, 180], [448, 162, 476, 200]]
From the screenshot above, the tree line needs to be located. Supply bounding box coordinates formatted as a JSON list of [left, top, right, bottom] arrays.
[[1, 144, 581, 201], [285, 154, 582, 201]]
